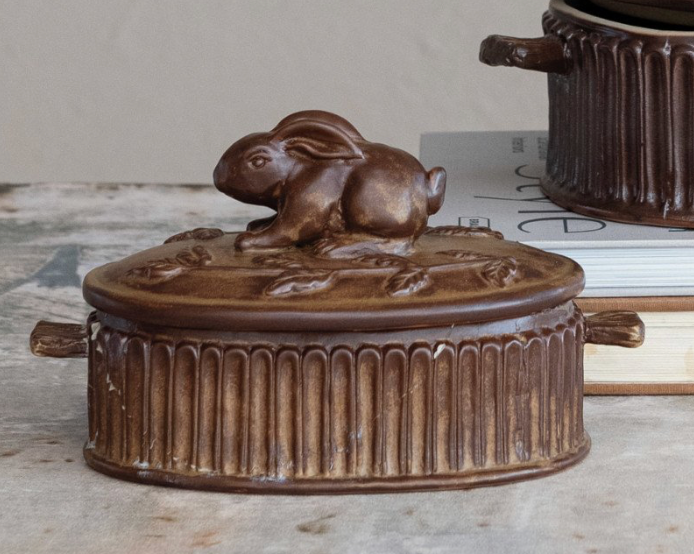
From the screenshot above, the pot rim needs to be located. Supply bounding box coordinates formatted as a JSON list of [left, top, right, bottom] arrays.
[[551, 0, 694, 36]]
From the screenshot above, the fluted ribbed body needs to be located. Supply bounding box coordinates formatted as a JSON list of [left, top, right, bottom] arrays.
[[84, 303, 589, 493], [543, 8, 694, 227]]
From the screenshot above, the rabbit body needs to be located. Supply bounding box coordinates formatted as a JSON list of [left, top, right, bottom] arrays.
[[213, 111, 446, 256]]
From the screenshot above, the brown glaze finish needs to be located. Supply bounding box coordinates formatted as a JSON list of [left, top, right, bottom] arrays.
[[82, 303, 590, 493], [213, 111, 447, 257], [30, 111, 645, 493], [82, 228, 585, 333], [480, 0, 694, 228], [479, 35, 570, 74], [30, 321, 88, 358], [584, 311, 645, 348]]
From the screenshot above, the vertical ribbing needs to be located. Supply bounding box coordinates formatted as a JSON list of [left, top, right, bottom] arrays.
[[543, 13, 694, 226], [88, 310, 587, 485]]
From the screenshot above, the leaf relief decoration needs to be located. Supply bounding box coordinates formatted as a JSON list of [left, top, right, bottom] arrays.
[[353, 254, 411, 268], [250, 247, 518, 298], [164, 228, 225, 244], [252, 251, 433, 298], [437, 250, 497, 263], [386, 267, 430, 297], [482, 258, 519, 287], [252, 253, 305, 269], [353, 254, 431, 297], [438, 249, 519, 288], [264, 270, 335, 297], [126, 245, 212, 284], [251, 254, 335, 297], [425, 226, 504, 240]]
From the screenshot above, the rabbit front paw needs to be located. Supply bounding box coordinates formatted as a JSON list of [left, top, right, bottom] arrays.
[[235, 231, 259, 252], [235, 230, 294, 252]]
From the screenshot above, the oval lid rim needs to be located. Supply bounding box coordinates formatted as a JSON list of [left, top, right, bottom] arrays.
[[82, 232, 586, 333]]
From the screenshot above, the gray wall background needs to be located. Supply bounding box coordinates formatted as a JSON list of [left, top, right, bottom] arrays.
[[1, 0, 550, 183]]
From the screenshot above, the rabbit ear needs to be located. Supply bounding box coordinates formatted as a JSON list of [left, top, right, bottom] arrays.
[[272, 121, 364, 160], [272, 111, 364, 141]]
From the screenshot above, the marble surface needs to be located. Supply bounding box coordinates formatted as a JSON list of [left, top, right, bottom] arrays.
[[1, 183, 692, 553]]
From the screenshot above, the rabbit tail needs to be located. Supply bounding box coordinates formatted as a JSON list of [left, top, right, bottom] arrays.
[[426, 167, 447, 215]]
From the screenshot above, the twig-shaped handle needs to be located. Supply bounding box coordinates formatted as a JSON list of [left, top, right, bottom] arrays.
[[480, 35, 570, 75], [30, 321, 88, 358], [585, 311, 645, 348]]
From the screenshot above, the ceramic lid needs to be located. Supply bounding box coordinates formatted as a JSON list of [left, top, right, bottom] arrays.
[[82, 110, 585, 332], [82, 227, 585, 332]]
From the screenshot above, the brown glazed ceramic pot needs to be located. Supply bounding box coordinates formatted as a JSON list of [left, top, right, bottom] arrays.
[[481, 0, 694, 228], [30, 111, 644, 494]]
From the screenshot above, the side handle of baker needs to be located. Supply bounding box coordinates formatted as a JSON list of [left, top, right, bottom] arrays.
[[30, 321, 89, 358], [479, 34, 571, 75], [584, 311, 645, 349]]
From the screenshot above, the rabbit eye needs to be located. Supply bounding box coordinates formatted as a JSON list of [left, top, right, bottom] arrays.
[[249, 156, 268, 169]]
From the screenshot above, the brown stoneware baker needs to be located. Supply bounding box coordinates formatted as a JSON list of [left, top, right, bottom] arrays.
[[30, 111, 644, 494], [481, 0, 694, 229]]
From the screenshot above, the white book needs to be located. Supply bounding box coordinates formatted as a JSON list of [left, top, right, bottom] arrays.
[[583, 311, 694, 391], [421, 131, 694, 298]]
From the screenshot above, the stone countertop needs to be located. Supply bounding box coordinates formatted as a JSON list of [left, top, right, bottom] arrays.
[[1, 183, 692, 554]]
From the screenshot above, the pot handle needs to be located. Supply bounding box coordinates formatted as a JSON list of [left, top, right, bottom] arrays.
[[30, 321, 88, 359], [479, 35, 570, 75], [584, 311, 645, 348]]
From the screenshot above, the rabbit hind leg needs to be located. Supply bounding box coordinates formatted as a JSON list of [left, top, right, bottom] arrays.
[[342, 175, 429, 240]]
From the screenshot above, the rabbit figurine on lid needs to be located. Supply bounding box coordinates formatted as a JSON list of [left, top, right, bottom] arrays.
[[213, 110, 447, 257]]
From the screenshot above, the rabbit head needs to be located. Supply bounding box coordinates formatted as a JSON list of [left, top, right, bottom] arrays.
[[213, 111, 366, 208]]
